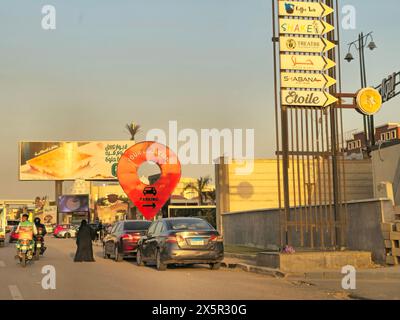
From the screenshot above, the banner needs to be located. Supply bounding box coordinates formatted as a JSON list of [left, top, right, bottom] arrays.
[[19, 141, 135, 181]]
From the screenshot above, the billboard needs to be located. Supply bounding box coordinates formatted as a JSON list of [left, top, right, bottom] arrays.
[[19, 141, 135, 181], [58, 195, 89, 213]]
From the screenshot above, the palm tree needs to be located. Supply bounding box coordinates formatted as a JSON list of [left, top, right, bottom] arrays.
[[183, 176, 212, 206], [125, 122, 141, 141]]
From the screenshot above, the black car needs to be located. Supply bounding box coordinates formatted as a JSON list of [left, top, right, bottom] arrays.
[[136, 217, 224, 271], [103, 220, 152, 261]]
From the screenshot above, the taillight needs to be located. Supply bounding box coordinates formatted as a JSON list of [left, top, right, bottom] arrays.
[[121, 234, 133, 241], [166, 236, 177, 243], [209, 235, 224, 242]]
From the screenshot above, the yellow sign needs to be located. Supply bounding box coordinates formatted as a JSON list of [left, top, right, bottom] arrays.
[[281, 72, 336, 90], [279, 18, 334, 36], [279, 1, 334, 18], [280, 36, 335, 53], [282, 90, 338, 107], [280, 54, 336, 71], [356, 87, 383, 115]]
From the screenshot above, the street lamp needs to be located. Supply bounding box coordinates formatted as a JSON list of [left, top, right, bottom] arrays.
[[345, 31, 377, 154]]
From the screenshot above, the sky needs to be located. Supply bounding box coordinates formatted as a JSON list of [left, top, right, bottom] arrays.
[[0, 0, 399, 199]]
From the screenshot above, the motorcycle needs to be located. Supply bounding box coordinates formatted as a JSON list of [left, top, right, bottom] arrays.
[[34, 235, 45, 260], [16, 238, 34, 267]]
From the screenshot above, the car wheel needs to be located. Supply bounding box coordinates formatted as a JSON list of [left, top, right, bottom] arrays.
[[114, 245, 123, 262], [64, 233, 71, 239], [136, 249, 144, 266], [210, 262, 221, 270], [103, 245, 110, 259], [156, 249, 167, 271]]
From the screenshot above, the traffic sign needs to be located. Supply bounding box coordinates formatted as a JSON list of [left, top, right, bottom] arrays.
[[279, 18, 334, 36], [280, 36, 335, 53], [281, 72, 336, 89], [280, 54, 336, 71], [281, 89, 338, 107], [117, 141, 181, 221], [356, 87, 383, 115], [279, 1, 334, 18]]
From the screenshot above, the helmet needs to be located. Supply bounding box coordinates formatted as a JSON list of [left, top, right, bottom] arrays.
[[34, 217, 41, 224]]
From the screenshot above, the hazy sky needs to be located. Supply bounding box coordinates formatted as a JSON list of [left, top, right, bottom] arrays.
[[0, 0, 399, 199]]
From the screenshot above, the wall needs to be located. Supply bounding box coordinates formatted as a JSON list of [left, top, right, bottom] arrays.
[[222, 199, 393, 263], [371, 142, 400, 205], [216, 158, 374, 215]]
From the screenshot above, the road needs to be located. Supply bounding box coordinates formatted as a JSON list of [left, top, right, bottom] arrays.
[[0, 236, 346, 300]]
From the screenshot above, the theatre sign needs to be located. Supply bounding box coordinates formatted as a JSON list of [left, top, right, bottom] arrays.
[[278, 0, 337, 108]]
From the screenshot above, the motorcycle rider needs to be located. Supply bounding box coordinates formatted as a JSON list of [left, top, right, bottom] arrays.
[[34, 217, 47, 255], [15, 214, 37, 258]]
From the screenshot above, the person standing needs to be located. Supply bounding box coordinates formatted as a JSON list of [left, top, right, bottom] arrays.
[[74, 220, 95, 262]]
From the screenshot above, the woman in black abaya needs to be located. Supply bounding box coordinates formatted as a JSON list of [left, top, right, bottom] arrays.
[[74, 220, 96, 262]]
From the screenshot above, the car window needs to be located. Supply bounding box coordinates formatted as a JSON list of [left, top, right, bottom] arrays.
[[115, 223, 123, 233], [147, 222, 157, 236], [110, 224, 118, 234], [167, 219, 213, 231], [124, 221, 152, 231], [154, 222, 163, 236]]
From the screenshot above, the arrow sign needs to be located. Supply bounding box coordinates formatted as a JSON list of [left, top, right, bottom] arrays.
[[281, 72, 336, 89], [280, 54, 336, 71], [281, 89, 338, 107], [279, 18, 334, 36], [280, 36, 335, 53], [279, 1, 334, 18], [143, 203, 156, 209]]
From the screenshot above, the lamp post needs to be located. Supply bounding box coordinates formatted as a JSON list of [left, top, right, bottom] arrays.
[[345, 31, 377, 154]]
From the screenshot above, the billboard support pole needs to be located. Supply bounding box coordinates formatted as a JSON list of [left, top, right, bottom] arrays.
[[55, 181, 63, 224]]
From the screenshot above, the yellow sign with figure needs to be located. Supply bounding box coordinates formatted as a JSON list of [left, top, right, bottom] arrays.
[[281, 72, 336, 90], [280, 36, 335, 53], [280, 54, 336, 71], [279, 18, 334, 36], [279, 1, 334, 18], [356, 87, 383, 115], [282, 90, 338, 107]]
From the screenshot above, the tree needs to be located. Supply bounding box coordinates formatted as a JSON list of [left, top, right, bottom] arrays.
[[183, 176, 213, 206], [125, 122, 141, 141]]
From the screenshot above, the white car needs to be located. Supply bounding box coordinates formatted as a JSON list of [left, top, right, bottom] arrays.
[[55, 225, 78, 239]]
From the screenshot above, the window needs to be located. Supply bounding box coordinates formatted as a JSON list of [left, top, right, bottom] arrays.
[[124, 221, 152, 231], [167, 218, 213, 231], [147, 222, 157, 236], [391, 130, 397, 139]]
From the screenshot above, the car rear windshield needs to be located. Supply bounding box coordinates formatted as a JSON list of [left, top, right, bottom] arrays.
[[124, 221, 152, 231], [167, 219, 213, 231]]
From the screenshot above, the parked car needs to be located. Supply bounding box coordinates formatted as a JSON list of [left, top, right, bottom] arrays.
[[6, 220, 19, 233], [45, 224, 54, 234], [54, 224, 78, 238], [9, 226, 19, 243], [103, 220, 152, 262], [136, 217, 224, 271]]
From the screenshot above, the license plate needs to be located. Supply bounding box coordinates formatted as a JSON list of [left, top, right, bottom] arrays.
[[37, 244, 41, 248], [190, 238, 205, 246]]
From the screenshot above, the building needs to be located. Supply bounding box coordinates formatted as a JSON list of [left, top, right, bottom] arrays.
[[345, 123, 400, 159]]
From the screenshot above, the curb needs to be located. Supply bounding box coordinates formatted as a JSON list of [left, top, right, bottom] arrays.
[[286, 271, 400, 281], [224, 253, 257, 261], [221, 262, 286, 278]]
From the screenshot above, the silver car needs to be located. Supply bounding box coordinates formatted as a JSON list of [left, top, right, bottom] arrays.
[[55, 225, 78, 239]]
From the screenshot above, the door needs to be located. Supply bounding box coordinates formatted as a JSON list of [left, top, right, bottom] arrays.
[[105, 223, 119, 254], [142, 222, 158, 260], [148, 222, 163, 261]]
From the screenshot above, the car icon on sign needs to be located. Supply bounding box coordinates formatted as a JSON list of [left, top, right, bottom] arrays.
[[143, 187, 157, 196]]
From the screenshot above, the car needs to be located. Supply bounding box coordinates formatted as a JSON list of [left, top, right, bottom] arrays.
[[6, 220, 19, 233], [103, 220, 152, 262], [54, 224, 78, 238], [143, 187, 157, 196], [136, 217, 224, 271], [9, 226, 19, 243], [45, 224, 54, 234]]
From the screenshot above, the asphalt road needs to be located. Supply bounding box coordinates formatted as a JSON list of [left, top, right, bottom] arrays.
[[0, 236, 345, 300]]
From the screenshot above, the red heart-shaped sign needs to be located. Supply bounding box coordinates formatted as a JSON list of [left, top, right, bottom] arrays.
[[117, 142, 181, 221]]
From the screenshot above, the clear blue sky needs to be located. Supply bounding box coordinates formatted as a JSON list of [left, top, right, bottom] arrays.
[[0, 0, 399, 199]]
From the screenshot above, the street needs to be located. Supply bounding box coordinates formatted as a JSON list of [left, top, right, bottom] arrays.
[[0, 236, 345, 300]]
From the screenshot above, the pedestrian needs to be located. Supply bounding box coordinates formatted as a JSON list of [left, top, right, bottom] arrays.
[[74, 220, 95, 262]]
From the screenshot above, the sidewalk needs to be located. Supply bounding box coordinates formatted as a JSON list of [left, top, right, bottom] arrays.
[[222, 248, 400, 300]]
